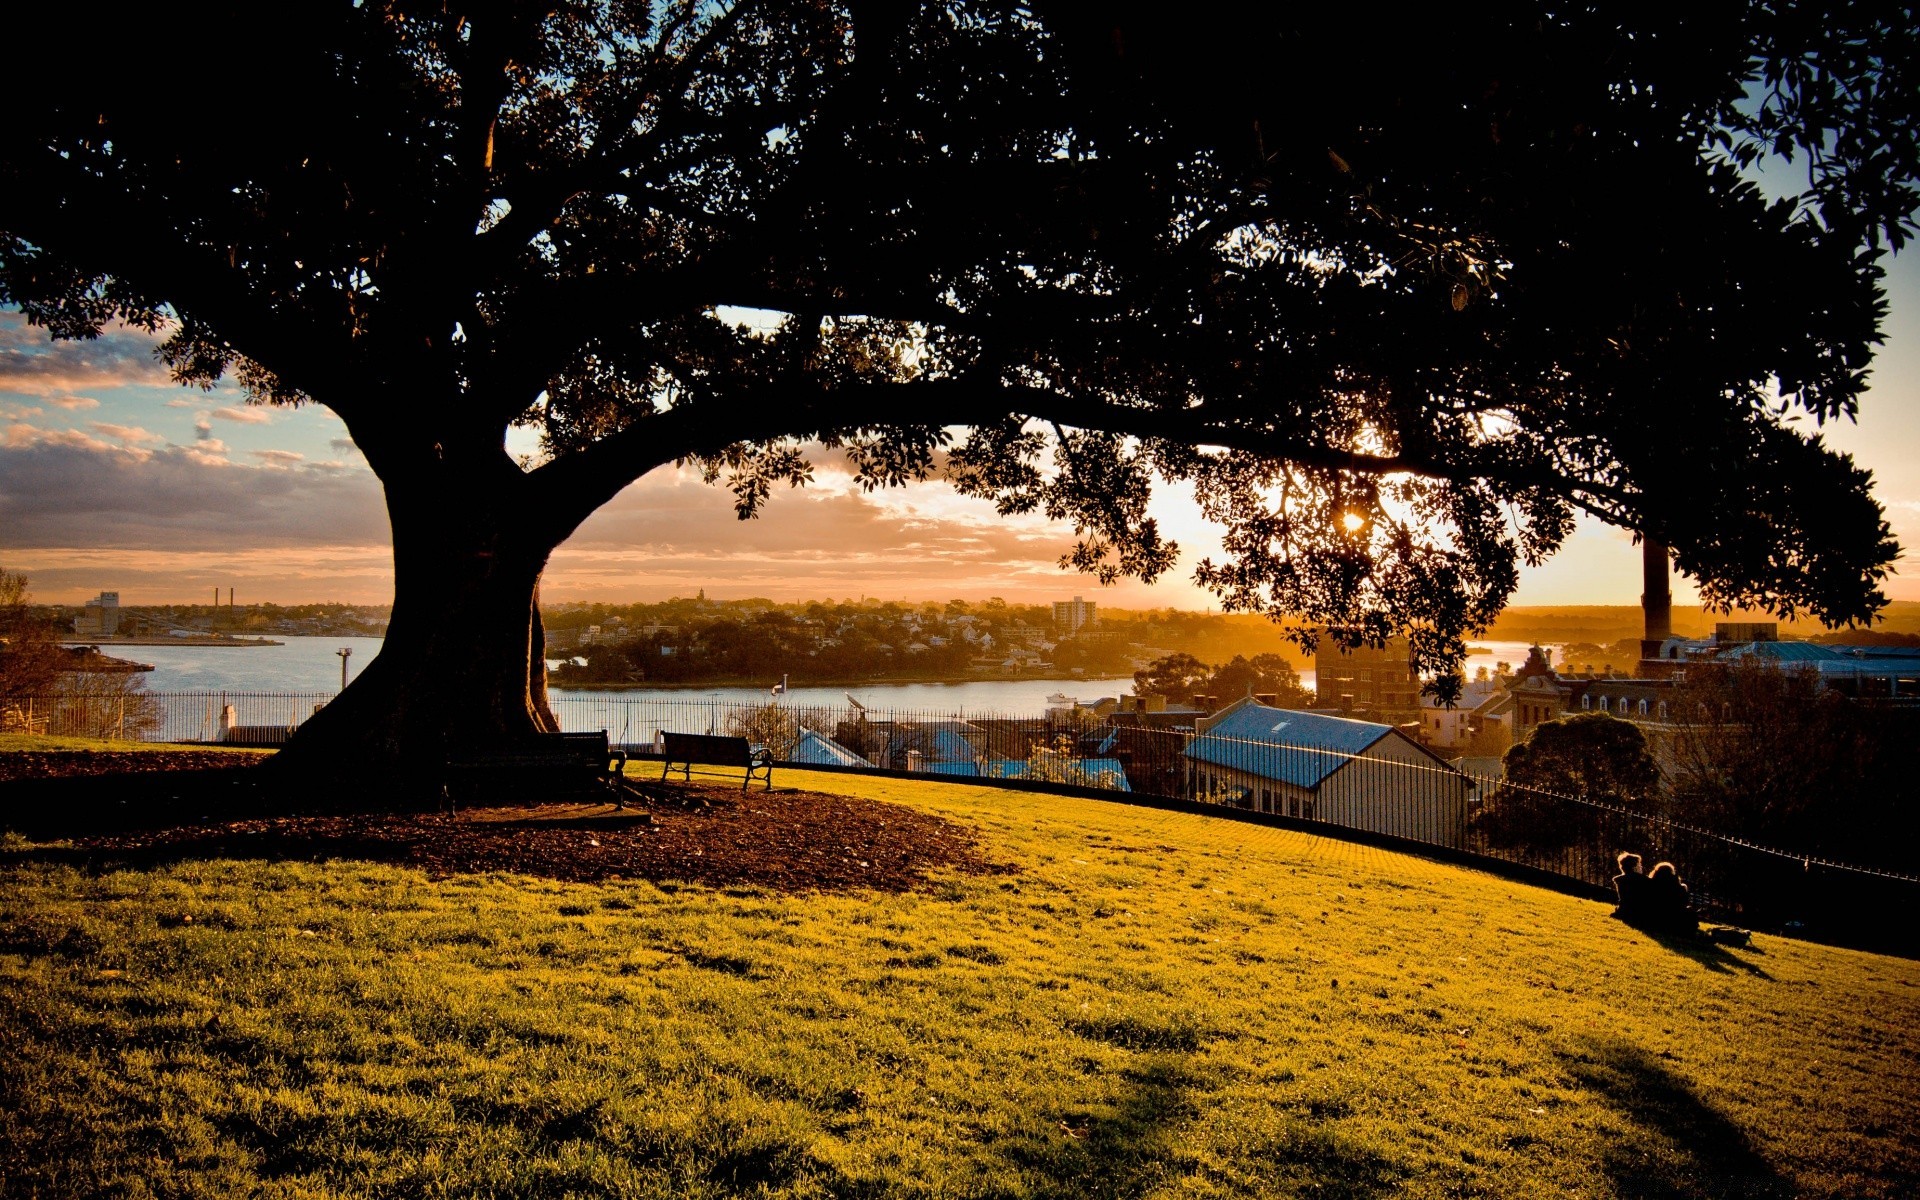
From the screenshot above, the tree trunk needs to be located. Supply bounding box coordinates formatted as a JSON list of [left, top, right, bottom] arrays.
[[271, 450, 566, 789]]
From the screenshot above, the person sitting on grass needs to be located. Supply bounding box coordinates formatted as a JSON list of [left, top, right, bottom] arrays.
[[1643, 861, 1697, 934], [1611, 852, 1648, 923]]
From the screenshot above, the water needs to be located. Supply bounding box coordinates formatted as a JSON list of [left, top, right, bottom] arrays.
[[131, 636, 385, 693], [123, 633, 1560, 709], [120, 637, 1566, 721], [127, 636, 1134, 714]]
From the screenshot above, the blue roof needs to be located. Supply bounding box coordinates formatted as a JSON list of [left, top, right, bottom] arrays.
[[787, 729, 872, 767], [930, 729, 977, 761], [1719, 641, 1846, 663], [1183, 702, 1393, 790]]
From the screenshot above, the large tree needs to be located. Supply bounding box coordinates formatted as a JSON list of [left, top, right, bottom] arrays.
[[3, 3, 1913, 777]]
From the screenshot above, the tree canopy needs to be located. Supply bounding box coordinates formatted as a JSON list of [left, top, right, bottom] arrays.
[[3, 2, 1915, 767]]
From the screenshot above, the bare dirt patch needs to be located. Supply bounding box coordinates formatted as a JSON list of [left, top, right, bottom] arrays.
[[0, 749, 265, 783], [47, 782, 1011, 894]]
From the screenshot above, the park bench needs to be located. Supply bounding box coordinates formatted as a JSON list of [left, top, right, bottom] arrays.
[[447, 731, 631, 806], [659, 731, 774, 791]]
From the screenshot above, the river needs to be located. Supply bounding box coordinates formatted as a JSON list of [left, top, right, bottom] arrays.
[[128, 635, 1561, 706], [127, 636, 1135, 715]]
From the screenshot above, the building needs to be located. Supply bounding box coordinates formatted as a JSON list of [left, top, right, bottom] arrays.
[[1052, 596, 1097, 633], [1183, 697, 1476, 846], [72, 591, 121, 638], [1416, 677, 1506, 750], [1313, 634, 1419, 723], [785, 729, 873, 767]]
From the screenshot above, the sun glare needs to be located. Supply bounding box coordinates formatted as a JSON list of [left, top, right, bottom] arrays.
[[1342, 511, 1366, 532]]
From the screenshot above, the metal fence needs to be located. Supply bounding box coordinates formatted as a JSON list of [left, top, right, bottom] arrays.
[[10, 689, 1918, 947]]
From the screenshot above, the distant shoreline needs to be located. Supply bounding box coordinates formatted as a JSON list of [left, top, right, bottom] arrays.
[[548, 671, 1135, 692], [57, 636, 284, 648]]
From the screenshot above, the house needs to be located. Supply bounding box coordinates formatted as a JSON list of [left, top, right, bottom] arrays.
[[1183, 697, 1476, 846], [1416, 677, 1503, 750], [785, 729, 873, 767]]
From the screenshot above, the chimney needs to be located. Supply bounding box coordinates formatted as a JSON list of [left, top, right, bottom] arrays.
[[1639, 536, 1673, 673]]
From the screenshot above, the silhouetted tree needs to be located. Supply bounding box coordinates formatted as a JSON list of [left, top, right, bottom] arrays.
[[1478, 713, 1661, 867], [1132, 654, 1212, 704], [1208, 654, 1313, 709], [4, 4, 1913, 777]]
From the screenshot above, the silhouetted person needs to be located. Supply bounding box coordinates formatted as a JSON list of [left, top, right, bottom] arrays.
[[1643, 861, 1696, 934], [1611, 851, 1648, 923]]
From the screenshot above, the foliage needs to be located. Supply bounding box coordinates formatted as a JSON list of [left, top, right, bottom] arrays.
[[1206, 654, 1313, 709], [2, 767, 1916, 1197], [1016, 733, 1124, 789], [0, 565, 64, 714], [1134, 651, 1312, 708], [0, 566, 158, 739], [1666, 660, 1920, 873], [724, 702, 828, 760], [1132, 653, 1213, 704], [1477, 714, 1661, 857], [3, 4, 1915, 753]]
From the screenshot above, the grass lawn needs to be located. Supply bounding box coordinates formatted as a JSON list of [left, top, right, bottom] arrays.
[[0, 732, 270, 755], [2, 765, 1916, 1198]]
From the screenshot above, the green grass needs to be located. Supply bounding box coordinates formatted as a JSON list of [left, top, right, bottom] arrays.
[[0, 732, 269, 755], [2, 767, 1916, 1198]]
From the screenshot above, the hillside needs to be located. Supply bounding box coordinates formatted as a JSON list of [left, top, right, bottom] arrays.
[[1486, 601, 1920, 646], [2, 766, 1916, 1197]]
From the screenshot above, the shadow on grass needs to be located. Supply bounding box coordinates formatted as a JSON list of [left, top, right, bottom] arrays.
[[1564, 1035, 1792, 1199], [1632, 924, 1776, 980], [993, 1054, 1401, 1199]]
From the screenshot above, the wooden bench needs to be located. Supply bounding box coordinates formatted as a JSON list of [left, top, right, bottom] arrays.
[[659, 731, 774, 791], [448, 731, 631, 806]]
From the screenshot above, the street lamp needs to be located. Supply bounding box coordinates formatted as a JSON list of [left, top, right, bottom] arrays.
[[336, 646, 352, 691]]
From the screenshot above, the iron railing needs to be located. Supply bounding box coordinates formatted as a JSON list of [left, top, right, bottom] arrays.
[[7, 689, 1916, 946]]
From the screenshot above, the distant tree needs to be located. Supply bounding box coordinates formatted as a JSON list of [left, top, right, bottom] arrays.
[[724, 703, 829, 760], [1133, 653, 1213, 704], [1208, 654, 1313, 709], [1666, 660, 1918, 871], [5, 4, 1912, 779], [1014, 733, 1124, 790], [1477, 713, 1661, 862], [0, 565, 65, 721], [1503, 713, 1661, 806]]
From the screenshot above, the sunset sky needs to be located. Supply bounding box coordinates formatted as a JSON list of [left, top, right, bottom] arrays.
[[4, 253, 1917, 611]]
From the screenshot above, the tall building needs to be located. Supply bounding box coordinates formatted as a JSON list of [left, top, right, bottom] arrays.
[[1313, 634, 1418, 722], [1052, 596, 1096, 633], [72, 591, 121, 638]]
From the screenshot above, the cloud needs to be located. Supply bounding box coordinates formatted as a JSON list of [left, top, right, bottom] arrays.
[[194, 418, 215, 441], [0, 437, 387, 552], [328, 437, 362, 454], [46, 395, 102, 410], [0, 311, 174, 396], [3, 421, 140, 455], [164, 398, 196, 408], [251, 448, 306, 467], [184, 438, 229, 465], [538, 464, 1143, 602], [89, 421, 165, 446], [210, 405, 273, 424]]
